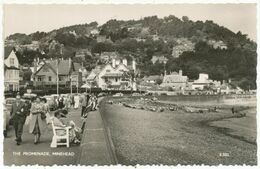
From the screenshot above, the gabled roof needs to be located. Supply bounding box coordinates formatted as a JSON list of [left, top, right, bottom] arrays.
[[115, 63, 129, 71], [34, 59, 74, 76], [34, 62, 57, 76], [163, 72, 188, 83], [4, 46, 15, 59], [48, 60, 73, 75]]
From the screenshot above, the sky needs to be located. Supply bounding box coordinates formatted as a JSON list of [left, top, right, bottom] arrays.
[[3, 3, 257, 41]]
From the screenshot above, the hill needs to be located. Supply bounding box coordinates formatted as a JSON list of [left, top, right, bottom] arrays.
[[5, 15, 257, 90]]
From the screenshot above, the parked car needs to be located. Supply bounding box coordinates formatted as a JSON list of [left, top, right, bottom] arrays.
[[3, 104, 10, 137], [22, 93, 37, 101], [98, 92, 107, 97], [113, 93, 124, 97], [4, 98, 17, 137]]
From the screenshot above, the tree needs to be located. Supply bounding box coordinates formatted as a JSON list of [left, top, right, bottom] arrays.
[[23, 69, 32, 81], [182, 16, 189, 22]]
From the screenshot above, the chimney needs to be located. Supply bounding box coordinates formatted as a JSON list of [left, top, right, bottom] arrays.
[[179, 70, 183, 76], [112, 58, 116, 68], [132, 59, 136, 71], [123, 58, 127, 66]]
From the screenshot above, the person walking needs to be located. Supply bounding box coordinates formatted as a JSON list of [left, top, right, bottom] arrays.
[[58, 96, 64, 109], [80, 94, 87, 117], [41, 98, 51, 124], [231, 107, 235, 114], [94, 94, 98, 110], [29, 97, 45, 144], [74, 94, 80, 109], [71, 94, 75, 108], [10, 93, 28, 145]]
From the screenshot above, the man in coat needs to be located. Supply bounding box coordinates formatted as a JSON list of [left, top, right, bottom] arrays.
[[80, 93, 87, 117], [10, 93, 27, 145]]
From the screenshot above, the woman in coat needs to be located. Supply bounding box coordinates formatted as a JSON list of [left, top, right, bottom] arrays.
[[41, 98, 51, 124], [29, 97, 45, 144], [74, 94, 80, 109]]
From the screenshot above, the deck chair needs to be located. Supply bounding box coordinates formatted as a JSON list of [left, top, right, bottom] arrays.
[[50, 118, 71, 148]]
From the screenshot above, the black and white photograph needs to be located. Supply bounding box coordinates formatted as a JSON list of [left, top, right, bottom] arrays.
[[1, 1, 258, 166]]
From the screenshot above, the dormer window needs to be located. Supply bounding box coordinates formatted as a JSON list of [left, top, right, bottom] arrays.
[[10, 58, 14, 66], [106, 70, 111, 72]]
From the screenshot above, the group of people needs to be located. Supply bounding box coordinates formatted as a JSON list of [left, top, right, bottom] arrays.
[[49, 93, 98, 113], [9, 93, 83, 146], [79, 93, 98, 118]]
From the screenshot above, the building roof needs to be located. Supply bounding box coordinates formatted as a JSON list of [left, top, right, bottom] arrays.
[[101, 72, 123, 78], [4, 46, 15, 59], [48, 59, 72, 75], [163, 72, 188, 83], [86, 65, 105, 80], [144, 75, 162, 81]]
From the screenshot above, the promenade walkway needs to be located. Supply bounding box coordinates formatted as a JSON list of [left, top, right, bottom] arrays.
[[3, 107, 83, 166], [78, 107, 116, 165]]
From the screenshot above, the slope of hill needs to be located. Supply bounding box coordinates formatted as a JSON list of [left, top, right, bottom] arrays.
[[5, 15, 257, 90]]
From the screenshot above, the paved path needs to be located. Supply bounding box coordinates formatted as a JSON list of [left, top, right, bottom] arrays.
[[78, 108, 116, 165], [3, 108, 83, 166]]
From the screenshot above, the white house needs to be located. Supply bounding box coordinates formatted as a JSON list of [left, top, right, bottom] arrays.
[[86, 58, 136, 90], [160, 70, 188, 90], [192, 73, 211, 90], [4, 47, 20, 91]]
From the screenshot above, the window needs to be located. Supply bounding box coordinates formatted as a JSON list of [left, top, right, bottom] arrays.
[[115, 78, 118, 82], [49, 76, 52, 81], [10, 58, 14, 66], [38, 77, 42, 81], [106, 69, 111, 72]]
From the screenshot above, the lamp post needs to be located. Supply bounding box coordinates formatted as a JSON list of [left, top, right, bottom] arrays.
[[56, 58, 59, 95], [163, 57, 167, 76], [70, 75, 72, 95]]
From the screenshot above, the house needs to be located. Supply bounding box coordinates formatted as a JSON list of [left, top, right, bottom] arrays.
[[139, 75, 163, 91], [151, 34, 159, 41], [96, 35, 113, 43], [207, 40, 227, 49], [5, 39, 18, 47], [75, 49, 92, 61], [192, 73, 211, 90], [151, 55, 168, 64], [86, 58, 136, 90], [90, 29, 100, 35], [160, 70, 188, 90], [21, 41, 39, 51], [70, 62, 84, 88], [30, 58, 47, 81], [172, 38, 195, 58], [134, 37, 146, 42], [33, 58, 74, 87], [4, 47, 20, 91], [143, 75, 163, 84], [99, 52, 119, 63]]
